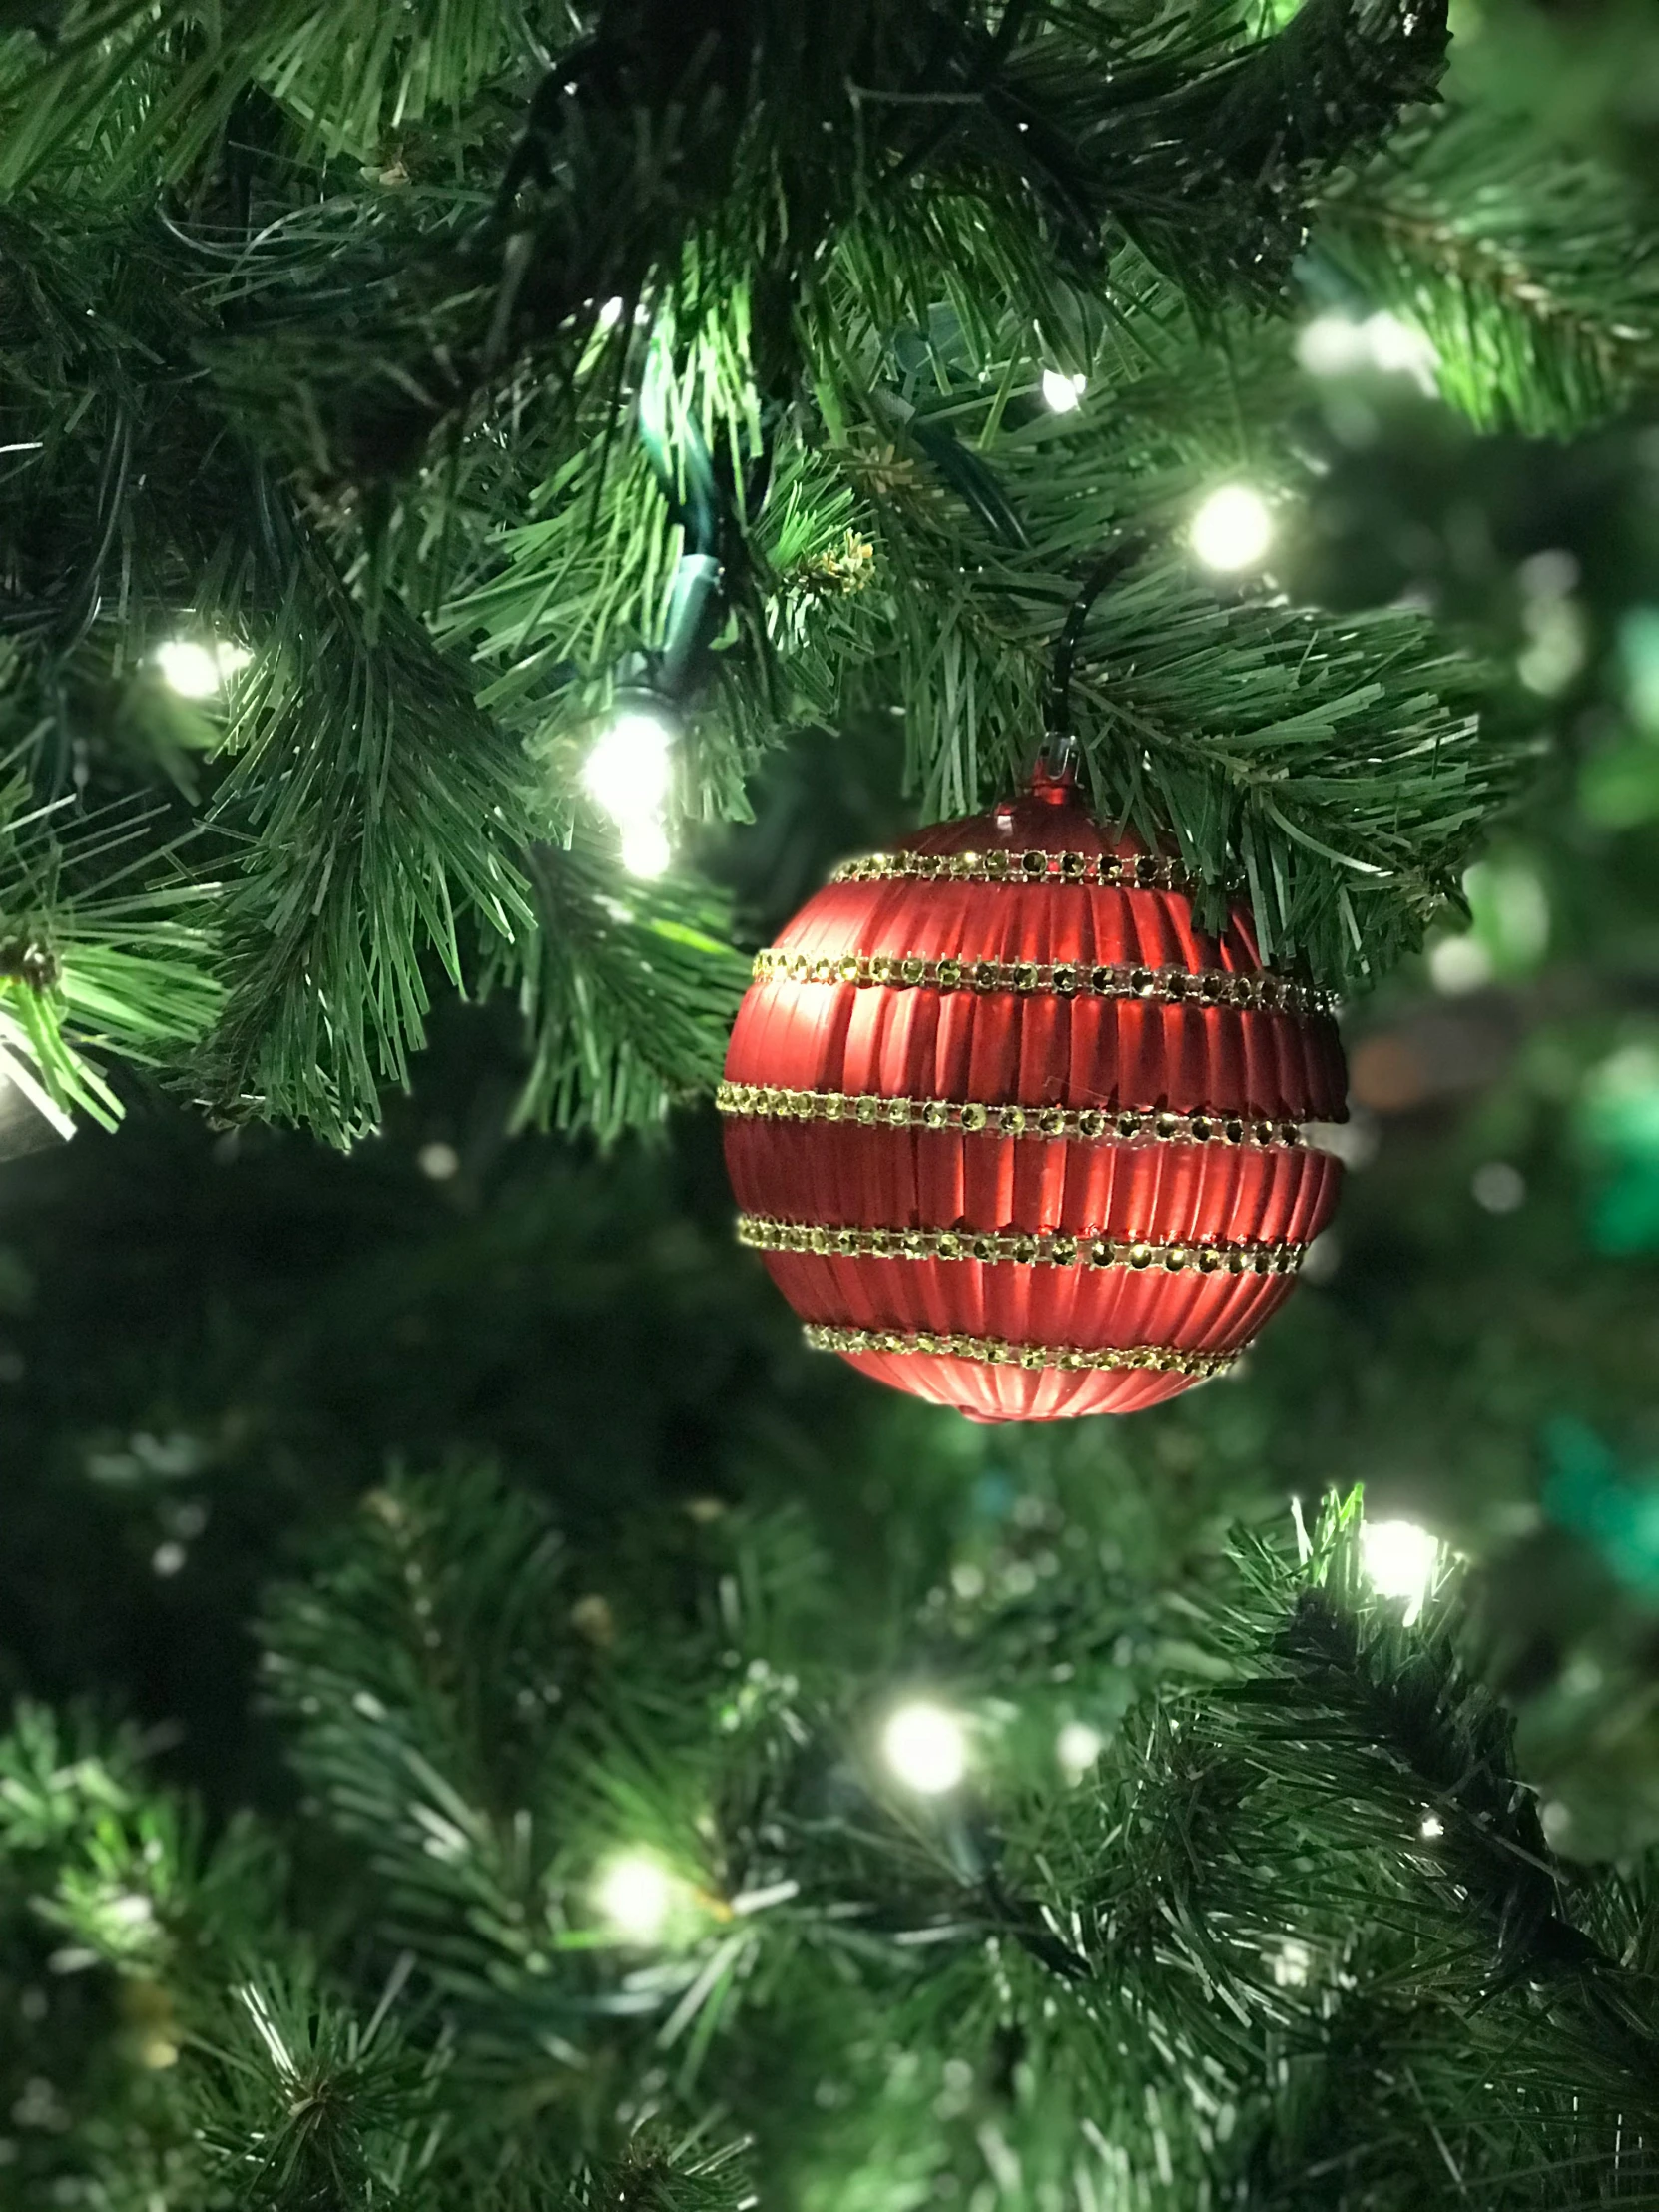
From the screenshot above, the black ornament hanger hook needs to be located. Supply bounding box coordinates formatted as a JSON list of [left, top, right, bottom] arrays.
[[1036, 538, 1143, 787]]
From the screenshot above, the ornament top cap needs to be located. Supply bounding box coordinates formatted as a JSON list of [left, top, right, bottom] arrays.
[[1027, 758, 1078, 808], [895, 762, 1153, 865]]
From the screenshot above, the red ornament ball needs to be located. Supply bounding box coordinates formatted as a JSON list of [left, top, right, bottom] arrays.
[[720, 773, 1347, 1422]]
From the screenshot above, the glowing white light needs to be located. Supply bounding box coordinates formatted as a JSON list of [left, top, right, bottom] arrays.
[[1297, 311, 1436, 393], [1300, 1231, 1342, 1285], [594, 1852, 678, 1941], [1297, 313, 1372, 377], [1190, 484, 1274, 572], [1364, 312, 1437, 386], [156, 641, 220, 697], [1040, 368, 1087, 413], [593, 295, 650, 331], [619, 817, 672, 880], [1419, 1813, 1444, 1840], [585, 709, 675, 820], [1057, 1721, 1104, 1779], [585, 708, 676, 876], [881, 1700, 968, 1795], [1427, 934, 1493, 995], [1305, 1113, 1380, 1171], [1361, 1518, 1439, 1623], [1272, 1937, 1313, 1988], [1517, 593, 1588, 696], [1471, 1161, 1525, 1215], [155, 637, 252, 699], [417, 1142, 460, 1182]]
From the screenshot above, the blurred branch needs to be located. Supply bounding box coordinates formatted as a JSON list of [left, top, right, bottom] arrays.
[[1316, 105, 1659, 434]]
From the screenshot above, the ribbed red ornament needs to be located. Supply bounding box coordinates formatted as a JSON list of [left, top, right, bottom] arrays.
[[721, 773, 1347, 1422]]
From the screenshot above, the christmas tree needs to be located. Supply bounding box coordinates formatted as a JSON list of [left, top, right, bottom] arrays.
[[3, 0, 1659, 2203]]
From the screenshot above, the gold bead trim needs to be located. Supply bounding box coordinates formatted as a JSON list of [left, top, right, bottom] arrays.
[[830, 847, 1193, 893], [715, 1081, 1307, 1150], [803, 1322, 1238, 1380], [740, 1215, 1305, 1276], [749, 947, 1334, 1019]]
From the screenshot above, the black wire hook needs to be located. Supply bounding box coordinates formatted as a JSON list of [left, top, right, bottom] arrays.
[[1036, 537, 1143, 785]]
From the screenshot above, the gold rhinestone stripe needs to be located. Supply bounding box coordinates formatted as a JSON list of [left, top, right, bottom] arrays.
[[715, 1081, 1306, 1150], [741, 1215, 1305, 1276], [803, 1322, 1237, 1380], [750, 947, 1334, 1019], [830, 847, 1192, 893]]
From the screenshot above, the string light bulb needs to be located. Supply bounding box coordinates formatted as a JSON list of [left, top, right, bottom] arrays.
[[1297, 310, 1437, 393], [1363, 312, 1437, 384], [618, 818, 672, 880], [1056, 1721, 1104, 1779], [584, 704, 677, 879], [1360, 1517, 1440, 1624], [584, 708, 673, 818], [880, 1700, 968, 1795], [155, 637, 252, 699], [1190, 484, 1274, 572], [593, 1850, 679, 1941], [1040, 368, 1087, 413]]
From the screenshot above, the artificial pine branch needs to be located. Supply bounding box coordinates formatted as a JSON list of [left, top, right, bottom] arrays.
[[0, 742, 222, 1127], [204, 543, 537, 1144], [824, 367, 1512, 983], [0, 0, 1644, 1133], [223, 1471, 1659, 2201], [258, 1468, 576, 1981], [1250, 1575, 1659, 2136], [4, 0, 1456, 476], [498, 834, 751, 1139], [1315, 104, 1659, 435], [9, 1473, 1659, 2205]]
